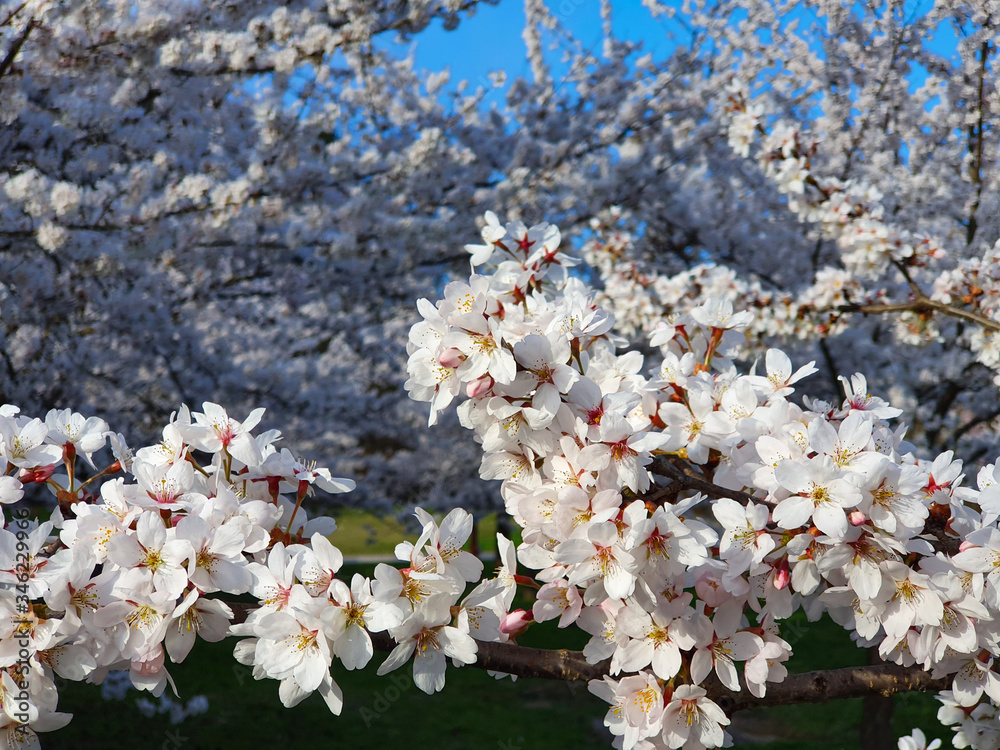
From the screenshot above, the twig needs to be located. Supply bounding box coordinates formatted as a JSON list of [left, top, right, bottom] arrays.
[[0, 2, 28, 30], [0, 17, 33, 80], [839, 298, 1000, 334]]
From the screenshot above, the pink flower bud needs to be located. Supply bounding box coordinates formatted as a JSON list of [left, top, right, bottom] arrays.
[[848, 510, 866, 527], [438, 348, 465, 369], [959, 540, 975, 553], [774, 566, 790, 590], [18, 465, 55, 484], [466, 375, 494, 399], [499, 609, 534, 637]]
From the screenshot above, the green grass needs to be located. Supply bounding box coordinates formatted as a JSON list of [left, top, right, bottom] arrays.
[[328, 509, 500, 557], [47, 562, 608, 750], [49, 636, 610, 750], [327, 510, 409, 556]]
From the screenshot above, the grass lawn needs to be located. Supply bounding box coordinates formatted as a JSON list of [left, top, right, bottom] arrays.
[[328, 508, 500, 557], [42, 511, 949, 749]]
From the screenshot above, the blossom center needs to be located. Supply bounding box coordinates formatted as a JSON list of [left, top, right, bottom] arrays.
[[610, 441, 635, 461], [143, 549, 164, 572], [345, 603, 368, 627], [416, 627, 441, 653], [634, 686, 659, 714], [126, 605, 158, 629]]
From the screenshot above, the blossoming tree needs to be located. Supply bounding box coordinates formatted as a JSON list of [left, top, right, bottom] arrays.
[[3, 0, 1000, 748], [3, 0, 999, 517], [2, 210, 999, 749]]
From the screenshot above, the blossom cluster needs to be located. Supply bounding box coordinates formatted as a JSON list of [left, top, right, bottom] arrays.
[[724, 80, 948, 280], [7, 0, 1000, 528], [8, 1, 1000, 746], [580, 207, 867, 348], [0, 402, 514, 746], [230, 502, 504, 709], [405, 212, 1000, 749], [721, 82, 1000, 385]]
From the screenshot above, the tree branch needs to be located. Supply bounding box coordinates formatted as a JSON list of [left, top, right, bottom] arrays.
[[227, 601, 949, 712], [0, 2, 29, 29], [0, 16, 33, 80], [838, 297, 1000, 334], [965, 39, 991, 246], [647, 457, 756, 504], [644, 457, 961, 554], [705, 663, 949, 714]]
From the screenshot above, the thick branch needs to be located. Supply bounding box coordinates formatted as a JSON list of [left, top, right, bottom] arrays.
[[706, 664, 948, 714], [381, 632, 612, 682]]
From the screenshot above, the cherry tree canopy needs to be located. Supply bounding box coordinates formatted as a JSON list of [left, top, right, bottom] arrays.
[[3, 0, 999, 513], [4, 3, 1000, 747]]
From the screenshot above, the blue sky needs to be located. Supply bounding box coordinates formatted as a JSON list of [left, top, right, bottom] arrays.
[[375, 1, 689, 100], [409, 1, 683, 80], [372, 0, 959, 102], [273, 1, 968, 140]]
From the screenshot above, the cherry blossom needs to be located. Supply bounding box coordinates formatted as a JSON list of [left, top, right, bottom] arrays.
[[7, 7, 1000, 735]]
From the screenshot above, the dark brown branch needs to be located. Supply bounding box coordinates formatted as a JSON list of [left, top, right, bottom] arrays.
[[377, 633, 612, 683], [816, 338, 841, 397], [0, 2, 29, 29], [706, 663, 948, 714], [953, 405, 1000, 443], [965, 40, 991, 246], [648, 457, 756, 504], [891, 259, 925, 301], [638, 482, 682, 505], [0, 16, 33, 80], [432, 640, 951, 708]]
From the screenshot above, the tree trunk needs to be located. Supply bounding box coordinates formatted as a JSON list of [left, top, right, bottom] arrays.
[[859, 647, 895, 750]]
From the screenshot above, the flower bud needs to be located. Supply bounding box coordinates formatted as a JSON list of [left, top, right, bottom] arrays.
[[19, 465, 55, 484], [438, 348, 465, 369], [466, 375, 494, 399], [848, 510, 866, 527], [499, 609, 534, 637], [773, 566, 790, 590], [695, 572, 728, 607]]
